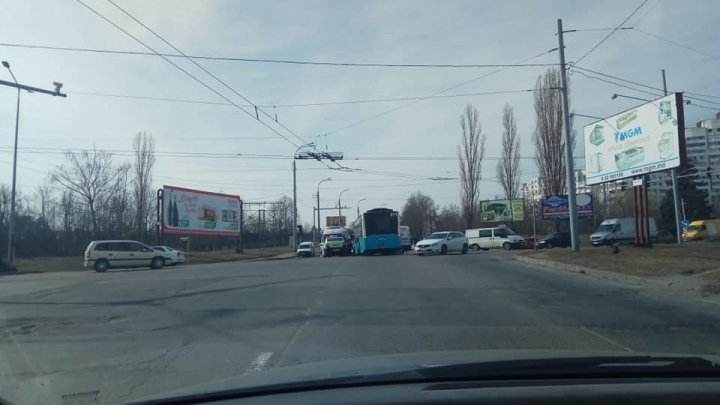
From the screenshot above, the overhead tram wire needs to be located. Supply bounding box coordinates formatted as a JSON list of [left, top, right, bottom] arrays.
[[73, 0, 301, 148], [630, 27, 720, 62], [573, 0, 649, 65], [323, 48, 560, 136], [570, 65, 720, 107], [66, 88, 542, 108], [103, 0, 308, 146], [0, 42, 559, 69]]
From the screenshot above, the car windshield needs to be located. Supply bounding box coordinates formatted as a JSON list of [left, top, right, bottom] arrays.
[[3, 2, 720, 405]]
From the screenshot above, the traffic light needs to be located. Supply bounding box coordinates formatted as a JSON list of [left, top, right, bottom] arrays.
[[297, 225, 303, 235]]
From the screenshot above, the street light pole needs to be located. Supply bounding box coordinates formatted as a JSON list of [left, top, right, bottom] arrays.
[[338, 189, 349, 221], [316, 177, 331, 242], [1, 61, 66, 264], [357, 198, 367, 219], [4, 62, 19, 263]]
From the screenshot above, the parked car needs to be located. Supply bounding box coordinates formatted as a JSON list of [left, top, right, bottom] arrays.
[[465, 226, 524, 250], [590, 217, 658, 246], [84, 240, 167, 272], [415, 231, 468, 256], [152, 245, 186, 265], [537, 232, 571, 249], [296, 242, 317, 257]]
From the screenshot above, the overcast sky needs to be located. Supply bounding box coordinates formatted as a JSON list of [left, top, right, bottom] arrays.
[[1, 0, 719, 227]]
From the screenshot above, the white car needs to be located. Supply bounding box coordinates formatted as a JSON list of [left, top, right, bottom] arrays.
[[152, 246, 186, 265], [415, 231, 469, 256], [296, 242, 317, 257]]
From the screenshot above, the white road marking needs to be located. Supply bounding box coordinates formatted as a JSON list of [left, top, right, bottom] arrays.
[[248, 352, 273, 373], [581, 327, 634, 352]]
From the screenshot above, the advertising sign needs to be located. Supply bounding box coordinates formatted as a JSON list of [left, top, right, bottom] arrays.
[[326, 216, 347, 227], [479, 199, 524, 222], [542, 193, 594, 220], [162, 185, 241, 236], [583, 93, 684, 185]]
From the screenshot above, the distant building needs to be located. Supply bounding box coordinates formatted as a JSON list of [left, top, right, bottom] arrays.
[[648, 111, 720, 208], [521, 170, 591, 203]]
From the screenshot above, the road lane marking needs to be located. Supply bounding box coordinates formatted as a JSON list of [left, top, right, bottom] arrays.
[[581, 327, 634, 352], [248, 352, 273, 373]]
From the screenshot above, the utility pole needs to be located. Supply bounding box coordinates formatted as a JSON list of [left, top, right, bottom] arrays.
[[292, 143, 315, 250], [664, 69, 683, 245], [557, 19, 580, 252], [1, 61, 66, 263]]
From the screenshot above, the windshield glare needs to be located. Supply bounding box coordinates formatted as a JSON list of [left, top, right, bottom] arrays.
[[4, 2, 720, 405]]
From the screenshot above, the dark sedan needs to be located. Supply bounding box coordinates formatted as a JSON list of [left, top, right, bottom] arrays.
[[537, 232, 571, 249]]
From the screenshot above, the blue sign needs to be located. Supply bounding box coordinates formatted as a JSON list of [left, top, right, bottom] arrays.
[[681, 219, 690, 228], [542, 193, 594, 220]]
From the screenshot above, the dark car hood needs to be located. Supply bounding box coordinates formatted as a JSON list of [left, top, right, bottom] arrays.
[[128, 350, 720, 404]]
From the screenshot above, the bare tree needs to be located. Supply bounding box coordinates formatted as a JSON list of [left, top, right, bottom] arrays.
[[458, 104, 487, 228], [496, 104, 522, 203], [436, 204, 463, 231], [533, 68, 575, 197], [132, 132, 156, 240], [35, 180, 55, 228], [401, 192, 438, 239], [52, 148, 129, 237]]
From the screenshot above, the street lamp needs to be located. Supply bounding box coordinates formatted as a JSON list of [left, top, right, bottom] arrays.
[[338, 189, 349, 220], [3, 61, 20, 264], [316, 177, 331, 242], [1, 61, 65, 263], [292, 142, 314, 248], [356, 198, 367, 219], [611, 93, 651, 103]]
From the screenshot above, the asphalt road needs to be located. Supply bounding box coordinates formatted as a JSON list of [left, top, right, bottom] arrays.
[[1, 251, 719, 403]]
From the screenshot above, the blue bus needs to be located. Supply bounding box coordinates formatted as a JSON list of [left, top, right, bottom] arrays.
[[351, 208, 402, 255]]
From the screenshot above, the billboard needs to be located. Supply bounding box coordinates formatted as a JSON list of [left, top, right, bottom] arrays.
[[542, 193, 594, 220], [326, 216, 347, 227], [583, 93, 684, 185], [162, 185, 241, 236], [479, 199, 524, 222]]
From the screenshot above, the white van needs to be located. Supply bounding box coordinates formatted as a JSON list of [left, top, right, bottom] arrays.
[[465, 226, 525, 251], [590, 217, 658, 246]]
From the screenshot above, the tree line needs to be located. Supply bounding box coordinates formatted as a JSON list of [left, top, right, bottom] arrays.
[[0, 132, 298, 258]]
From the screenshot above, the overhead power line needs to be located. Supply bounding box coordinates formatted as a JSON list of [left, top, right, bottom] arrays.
[[323, 47, 559, 136], [0, 41, 560, 69], [73, 0, 302, 148], [66, 88, 549, 108], [103, 0, 309, 147], [573, 0, 649, 65], [570, 65, 720, 107], [631, 27, 720, 62]]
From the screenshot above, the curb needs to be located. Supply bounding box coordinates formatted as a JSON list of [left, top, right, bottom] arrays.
[[513, 254, 720, 304], [245, 254, 296, 263], [514, 254, 651, 286]]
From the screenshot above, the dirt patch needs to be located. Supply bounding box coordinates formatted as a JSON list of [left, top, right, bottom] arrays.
[[9, 247, 293, 274], [518, 243, 720, 278]]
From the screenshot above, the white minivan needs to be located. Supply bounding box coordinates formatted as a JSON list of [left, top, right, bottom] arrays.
[[590, 217, 658, 246], [465, 226, 525, 251]]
